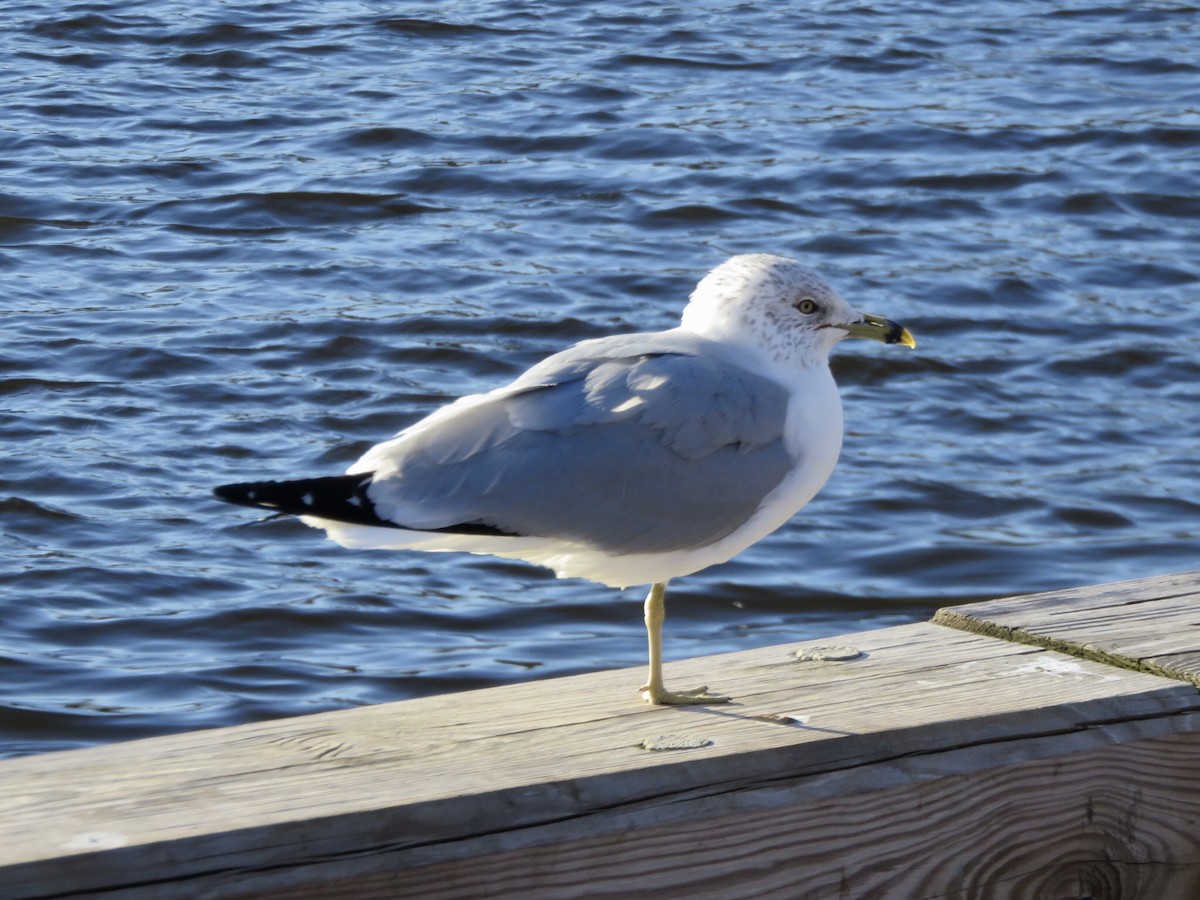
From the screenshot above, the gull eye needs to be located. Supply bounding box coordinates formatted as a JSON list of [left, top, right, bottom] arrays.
[[795, 298, 819, 315]]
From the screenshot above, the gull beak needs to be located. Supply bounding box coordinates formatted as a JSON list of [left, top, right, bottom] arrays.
[[841, 313, 916, 348]]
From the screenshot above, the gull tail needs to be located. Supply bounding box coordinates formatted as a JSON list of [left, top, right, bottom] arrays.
[[213, 473, 401, 529]]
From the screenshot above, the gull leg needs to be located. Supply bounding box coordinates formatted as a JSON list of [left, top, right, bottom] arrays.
[[639, 581, 730, 705]]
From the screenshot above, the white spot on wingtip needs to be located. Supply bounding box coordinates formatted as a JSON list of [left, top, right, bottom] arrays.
[[302, 492, 314, 506]]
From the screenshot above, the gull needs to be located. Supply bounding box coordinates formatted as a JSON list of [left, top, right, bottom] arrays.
[[215, 254, 914, 705]]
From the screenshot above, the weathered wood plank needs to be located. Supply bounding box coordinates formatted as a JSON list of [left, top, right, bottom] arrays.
[[1, 617, 1197, 899], [275, 731, 1200, 900], [933, 569, 1200, 684]]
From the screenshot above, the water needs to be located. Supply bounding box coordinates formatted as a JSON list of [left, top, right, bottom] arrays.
[[3, 0, 1198, 759]]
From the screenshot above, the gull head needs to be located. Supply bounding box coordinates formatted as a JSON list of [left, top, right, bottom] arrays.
[[680, 254, 914, 372]]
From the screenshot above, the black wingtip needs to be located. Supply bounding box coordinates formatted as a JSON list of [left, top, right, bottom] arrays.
[[213, 474, 525, 538], [211, 473, 401, 528], [213, 480, 299, 510], [213, 481, 259, 507]]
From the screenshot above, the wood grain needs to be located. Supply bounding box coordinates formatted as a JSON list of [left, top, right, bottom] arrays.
[[271, 732, 1200, 900], [934, 569, 1200, 684], [2, 603, 1198, 898]]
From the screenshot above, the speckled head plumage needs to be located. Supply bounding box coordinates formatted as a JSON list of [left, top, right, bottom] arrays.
[[680, 254, 863, 372]]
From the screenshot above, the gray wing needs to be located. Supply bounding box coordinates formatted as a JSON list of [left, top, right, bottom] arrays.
[[366, 333, 794, 555]]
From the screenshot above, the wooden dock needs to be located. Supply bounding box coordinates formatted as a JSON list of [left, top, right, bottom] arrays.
[[3, 571, 1199, 899]]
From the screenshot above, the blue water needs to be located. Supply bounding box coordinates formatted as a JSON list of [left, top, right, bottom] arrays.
[[3, 0, 1198, 758]]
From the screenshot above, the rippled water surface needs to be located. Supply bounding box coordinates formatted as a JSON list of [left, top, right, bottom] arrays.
[[4, 1, 1198, 757]]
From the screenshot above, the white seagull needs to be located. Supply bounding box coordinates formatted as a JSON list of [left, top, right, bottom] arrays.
[[215, 254, 915, 705]]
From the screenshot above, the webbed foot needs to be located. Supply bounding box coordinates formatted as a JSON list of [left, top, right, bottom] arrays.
[[640, 683, 731, 705]]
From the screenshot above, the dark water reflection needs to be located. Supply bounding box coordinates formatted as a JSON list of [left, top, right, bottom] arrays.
[[2, 0, 1198, 757]]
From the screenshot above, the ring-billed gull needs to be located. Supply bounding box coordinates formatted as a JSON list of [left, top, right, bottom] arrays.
[[215, 254, 914, 705]]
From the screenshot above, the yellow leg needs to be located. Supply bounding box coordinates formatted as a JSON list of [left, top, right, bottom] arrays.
[[639, 581, 730, 705]]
